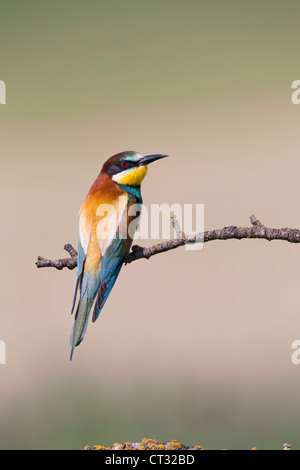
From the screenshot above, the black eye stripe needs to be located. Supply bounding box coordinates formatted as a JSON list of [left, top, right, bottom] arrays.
[[106, 160, 137, 175], [120, 160, 136, 168]]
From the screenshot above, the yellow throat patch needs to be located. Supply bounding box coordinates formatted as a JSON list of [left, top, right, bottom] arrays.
[[113, 165, 148, 186]]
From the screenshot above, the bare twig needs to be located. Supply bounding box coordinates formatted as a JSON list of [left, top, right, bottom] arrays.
[[64, 243, 78, 258], [35, 214, 300, 270], [171, 211, 185, 238], [36, 244, 78, 270]]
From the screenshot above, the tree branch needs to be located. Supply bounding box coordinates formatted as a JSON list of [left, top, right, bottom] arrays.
[[35, 214, 300, 271]]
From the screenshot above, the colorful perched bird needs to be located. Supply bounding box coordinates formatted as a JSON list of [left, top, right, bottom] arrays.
[[70, 151, 168, 360]]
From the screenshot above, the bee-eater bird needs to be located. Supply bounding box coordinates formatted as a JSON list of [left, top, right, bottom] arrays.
[[70, 151, 168, 360]]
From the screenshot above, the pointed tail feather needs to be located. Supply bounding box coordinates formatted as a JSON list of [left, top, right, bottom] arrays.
[[92, 265, 122, 322], [70, 291, 94, 361], [71, 275, 81, 314], [70, 245, 124, 358]]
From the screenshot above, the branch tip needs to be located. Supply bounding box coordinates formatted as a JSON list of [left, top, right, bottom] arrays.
[[64, 243, 78, 257], [250, 214, 263, 227], [171, 212, 186, 239]]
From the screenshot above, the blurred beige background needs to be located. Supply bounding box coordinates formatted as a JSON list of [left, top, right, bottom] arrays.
[[1, 0, 300, 449]]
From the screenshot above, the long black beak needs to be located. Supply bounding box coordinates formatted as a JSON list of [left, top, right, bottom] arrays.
[[139, 154, 168, 166]]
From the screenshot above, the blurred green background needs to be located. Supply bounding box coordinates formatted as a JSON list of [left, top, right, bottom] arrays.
[[1, 0, 300, 449]]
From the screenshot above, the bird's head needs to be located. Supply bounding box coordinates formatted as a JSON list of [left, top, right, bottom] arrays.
[[103, 151, 168, 187]]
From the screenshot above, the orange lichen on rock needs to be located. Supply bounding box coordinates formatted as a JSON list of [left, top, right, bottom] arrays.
[[166, 440, 182, 450], [85, 438, 290, 450]]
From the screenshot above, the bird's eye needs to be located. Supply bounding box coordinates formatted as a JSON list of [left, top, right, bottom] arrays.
[[121, 161, 128, 168]]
